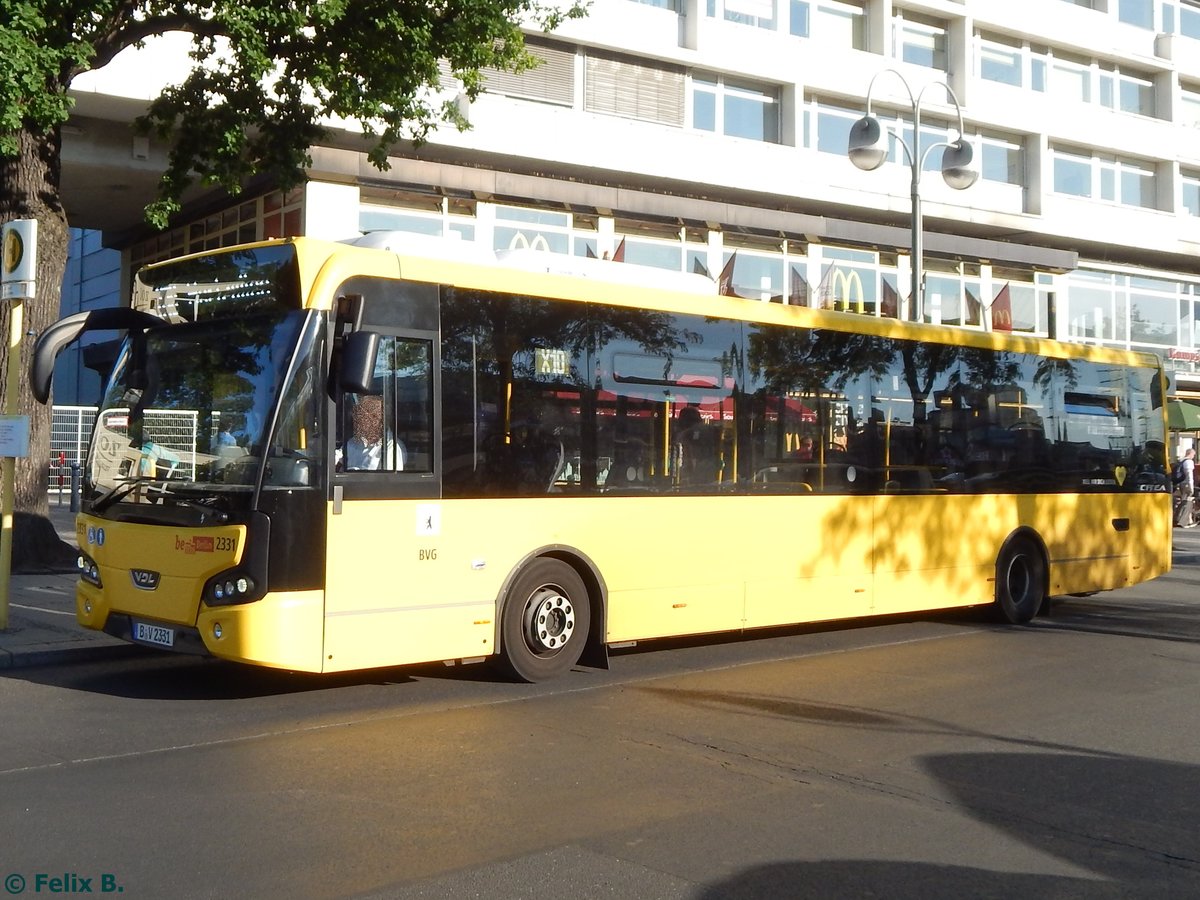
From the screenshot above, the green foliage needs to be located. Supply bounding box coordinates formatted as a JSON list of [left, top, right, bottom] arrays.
[[0, 1, 92, 156], [1, 0, 587, 226]]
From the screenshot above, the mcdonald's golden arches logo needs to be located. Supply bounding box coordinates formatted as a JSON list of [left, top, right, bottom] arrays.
[[829, 267, 865, 314]]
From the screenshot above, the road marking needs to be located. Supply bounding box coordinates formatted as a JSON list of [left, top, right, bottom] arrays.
[[10, 603, 74, 617]]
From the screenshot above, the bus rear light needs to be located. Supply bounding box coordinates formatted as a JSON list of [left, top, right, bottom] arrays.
[[78, 553, 102, 587]]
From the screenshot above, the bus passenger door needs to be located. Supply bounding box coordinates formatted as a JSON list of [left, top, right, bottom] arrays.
[[323, 330, 475, 671]]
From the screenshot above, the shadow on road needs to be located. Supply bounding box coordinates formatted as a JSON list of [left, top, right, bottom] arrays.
[[698, 751, 1200, 897], [0, 655, 514, 700]]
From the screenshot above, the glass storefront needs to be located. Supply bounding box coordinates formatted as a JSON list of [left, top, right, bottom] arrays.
[[354, 196, 1200, 390]]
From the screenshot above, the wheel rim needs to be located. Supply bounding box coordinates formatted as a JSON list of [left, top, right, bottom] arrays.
[[1005, 553, 1032, 606], [522, 585, 575, 655]]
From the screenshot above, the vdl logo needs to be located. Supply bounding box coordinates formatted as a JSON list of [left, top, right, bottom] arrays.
[[130, 569, 160, 590]]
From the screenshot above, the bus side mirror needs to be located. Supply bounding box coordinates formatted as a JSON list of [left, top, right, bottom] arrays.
[[30, 308, 163, 404], [338, 330, 379, 394]]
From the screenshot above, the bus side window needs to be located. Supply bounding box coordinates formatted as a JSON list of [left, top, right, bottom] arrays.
[[335, 336, 432, 473]]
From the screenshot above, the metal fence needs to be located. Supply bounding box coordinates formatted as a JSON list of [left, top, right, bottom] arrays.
[[50, 406, 97, 498], [48, 405, 201, 495]]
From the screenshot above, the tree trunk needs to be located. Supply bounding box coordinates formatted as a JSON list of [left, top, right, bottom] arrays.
[[0, 124, 69, 519]]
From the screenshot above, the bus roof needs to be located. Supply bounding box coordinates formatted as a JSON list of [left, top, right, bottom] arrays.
[[343, 231, 719, 296]]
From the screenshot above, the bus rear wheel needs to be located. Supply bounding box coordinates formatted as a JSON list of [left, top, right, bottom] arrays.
[[994, 536, 1045, 624], [499, 558, 590, 683]]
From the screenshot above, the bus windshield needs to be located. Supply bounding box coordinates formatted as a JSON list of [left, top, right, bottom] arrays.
[[86, 245, 315, 518]]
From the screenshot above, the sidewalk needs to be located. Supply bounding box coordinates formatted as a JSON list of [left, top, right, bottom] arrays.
[[0, 503, 137, 669]]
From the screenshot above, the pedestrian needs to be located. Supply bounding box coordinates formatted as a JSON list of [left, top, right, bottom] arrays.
[[1176, 448, 1196, 528]]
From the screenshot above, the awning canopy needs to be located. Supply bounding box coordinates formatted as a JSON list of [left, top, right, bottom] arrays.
[[1168, 399, 1200, 431]]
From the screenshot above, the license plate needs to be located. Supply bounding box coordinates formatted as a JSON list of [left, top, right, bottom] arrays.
[[132, 620, 175, 648]]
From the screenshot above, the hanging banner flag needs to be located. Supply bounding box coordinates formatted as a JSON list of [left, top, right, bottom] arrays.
[[881, 278, 900, 319], [718, 251, 738, 296], [992, 283, 1013, 332], [611, 237, 626, 262], [789, 265, 808, 306]]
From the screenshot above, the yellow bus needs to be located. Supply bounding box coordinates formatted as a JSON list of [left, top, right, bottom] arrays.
[[32, 234, 1173, 681]]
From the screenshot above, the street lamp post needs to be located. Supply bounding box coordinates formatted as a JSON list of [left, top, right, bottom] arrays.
[[847, 69, 978, 322]]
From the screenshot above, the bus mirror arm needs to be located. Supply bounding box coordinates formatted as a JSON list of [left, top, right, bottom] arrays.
[[29, 308, 164, 404], [338, 330, 380, 395]]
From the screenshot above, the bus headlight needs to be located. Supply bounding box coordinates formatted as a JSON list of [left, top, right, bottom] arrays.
[[203, 569, 260, 606], [77, 552, 102, 587]]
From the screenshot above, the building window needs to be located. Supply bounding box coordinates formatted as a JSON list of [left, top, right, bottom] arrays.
[[494, 206, 573, 255], [1052, 149, 1095, 198], [982, 42, 1164, 120], [790, 0, 810, 35], [481, 38, 574, 106], [793, 0, 867, 47], [1097, 66, 1158, 117], [810, 99, 861, 155], [817, 246, 883, 315], [899, 119, 956, 172], [979, 35, 1023, 86], [709, 0, 778, 30], [1129, 275, 1180, 346], [1116, 71, 1156, 117], [1181, 86, 1200, 128], [1184, 173, 1200, 216], [692, 74, 781, 142], [1048, 55, 1092, 104], [719, 240, 794, 301], [925, 264, 983, 327], [629, 0, 679, 8], [1053, 148, 1159, 209], [1066, 270, 1117, 342], [894, 13, 947, 70], [1118, 0, 1155, 28], [611, 223, 712, 275], [585, 52, 685, 126], [359, 197, 476, 243], [1180, 1, 1200, 38], [130, 189, 301, 271], [1102, 157, 1157, 208], [980, 133, 1024, 185], [993, 270, 1043, 334]]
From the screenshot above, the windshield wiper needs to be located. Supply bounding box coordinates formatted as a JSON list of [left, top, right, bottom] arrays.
[[91, 477, 231, 524], [160, 487, 229, 524], [91, 476, 155, 513]]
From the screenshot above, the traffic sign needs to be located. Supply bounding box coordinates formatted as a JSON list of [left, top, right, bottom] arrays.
[[1, 219, 37, 300]]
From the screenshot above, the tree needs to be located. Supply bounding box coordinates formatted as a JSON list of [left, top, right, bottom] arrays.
[[0, 0, 585, 522]]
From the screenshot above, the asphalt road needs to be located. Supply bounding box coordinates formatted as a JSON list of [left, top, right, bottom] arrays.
[[2, 545, 1199, 899]]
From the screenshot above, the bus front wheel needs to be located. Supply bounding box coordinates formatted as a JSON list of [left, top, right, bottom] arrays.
[[499, 558, 591, 683], [994, 536, 1045, 624]]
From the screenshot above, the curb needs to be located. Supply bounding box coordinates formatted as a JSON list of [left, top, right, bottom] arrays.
[[0, 642, 151, 671]]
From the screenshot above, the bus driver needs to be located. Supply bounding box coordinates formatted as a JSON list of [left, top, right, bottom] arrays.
[[340, 394, 404, 471]]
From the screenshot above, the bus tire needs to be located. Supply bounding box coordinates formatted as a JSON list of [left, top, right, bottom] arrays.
[[499, 558, 590, 683], [994, 536, 1045, 624]]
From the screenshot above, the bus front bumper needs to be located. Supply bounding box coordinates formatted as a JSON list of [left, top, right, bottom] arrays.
[[78, 581, 326, 672]]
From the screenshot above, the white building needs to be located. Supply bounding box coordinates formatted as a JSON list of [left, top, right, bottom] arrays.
[[56, 0, 1200, 433]]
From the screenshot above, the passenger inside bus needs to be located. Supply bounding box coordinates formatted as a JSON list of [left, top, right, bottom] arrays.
[[673, 404, 719, 486]]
